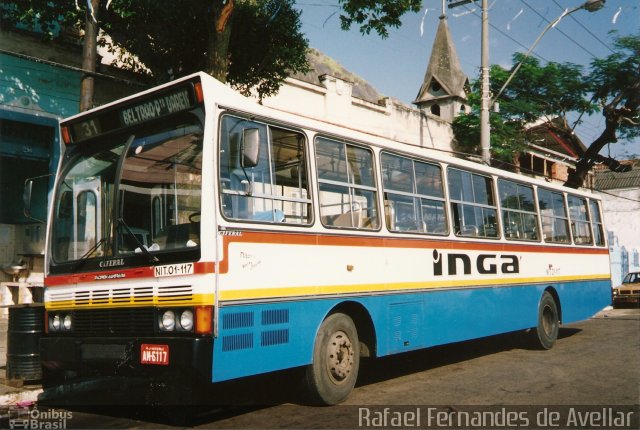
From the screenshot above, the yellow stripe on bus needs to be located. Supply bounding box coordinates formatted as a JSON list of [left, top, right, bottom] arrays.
[[218, 273, 610, 301], [45, 274, 609, 309]]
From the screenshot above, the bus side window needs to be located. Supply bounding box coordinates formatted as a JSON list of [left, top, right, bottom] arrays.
[[498, 179, 539, 241], [219, 115, 312, 225], [448, 168, 498, 238], [568, 195, 593, 245], [538, 189, 570, 243], [316, 137, 379, 230], [380, 152, 447, 235], [589, 200, 605, 246]]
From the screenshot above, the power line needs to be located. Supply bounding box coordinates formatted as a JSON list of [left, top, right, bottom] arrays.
[[461, 3, 551, 63], [551, 0, 616, 54], [519, 0, 600, 59]]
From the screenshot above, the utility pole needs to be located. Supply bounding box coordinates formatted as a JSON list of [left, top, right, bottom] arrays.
[[447, 0, 491, 165], [479, 0, 490, 165], [80, 0, 100, 112]]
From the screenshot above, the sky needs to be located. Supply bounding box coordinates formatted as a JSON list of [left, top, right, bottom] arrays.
[[294, 0, 640, 159]]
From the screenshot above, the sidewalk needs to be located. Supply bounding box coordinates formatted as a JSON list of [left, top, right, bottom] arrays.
[[0, 318, 42, 406]]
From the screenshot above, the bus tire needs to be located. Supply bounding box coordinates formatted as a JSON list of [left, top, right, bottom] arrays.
[[304, 312, 360, 405], [533, 291, 560, 350]]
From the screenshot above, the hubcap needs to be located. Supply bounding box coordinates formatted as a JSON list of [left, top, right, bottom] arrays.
[[542, 304, 555, 336], [326, 330, 354, 383]]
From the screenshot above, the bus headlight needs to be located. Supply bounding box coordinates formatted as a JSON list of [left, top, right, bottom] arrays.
[[51, 314, 61, 331], [161, 310, 176, 331], [63, 314, 72, 331], [179, 309, 194, 331]]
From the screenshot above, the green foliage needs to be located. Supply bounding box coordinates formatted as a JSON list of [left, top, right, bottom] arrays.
[[587, 33, 640, 141], [228, 1, 310, 100], [338, 0, 422, 38], [453, 33, 640, 167], [2, 0, 309, 99]]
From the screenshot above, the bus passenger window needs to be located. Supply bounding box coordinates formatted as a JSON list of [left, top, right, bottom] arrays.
[[589, 200, 605, 246], [316, 137, 379, 230], [498, 179, 539, 241], [448, 168, 498, 238], [381, 152, 447, 234], [568, 195, 593, 245], [219, 115, 312, 225], [538, 189, 570, 243]]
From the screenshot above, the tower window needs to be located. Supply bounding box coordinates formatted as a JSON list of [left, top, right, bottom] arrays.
[[430, 104, 441, 116]]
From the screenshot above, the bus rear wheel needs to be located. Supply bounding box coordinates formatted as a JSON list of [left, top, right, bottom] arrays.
[[304, 312, 360, 405], [533, 291, 560, 350]]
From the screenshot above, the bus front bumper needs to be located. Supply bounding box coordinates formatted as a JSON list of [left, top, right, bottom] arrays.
[[40, 335, 213, 383]]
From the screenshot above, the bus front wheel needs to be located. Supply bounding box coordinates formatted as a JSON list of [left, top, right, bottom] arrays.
[[304, 312, 360, 405], [533, 291, 560, 350]]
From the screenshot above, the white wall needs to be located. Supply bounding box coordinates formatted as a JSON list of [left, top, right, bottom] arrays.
[[260, 76, 454, 152], [599, 187, 640, 285], [599, 188, 640, 251]]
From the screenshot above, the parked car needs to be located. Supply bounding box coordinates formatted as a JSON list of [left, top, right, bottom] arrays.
[[612, 272, 640, 308]]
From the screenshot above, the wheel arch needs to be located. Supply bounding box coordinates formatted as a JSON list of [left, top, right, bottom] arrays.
[[328, 301, 377, 358]]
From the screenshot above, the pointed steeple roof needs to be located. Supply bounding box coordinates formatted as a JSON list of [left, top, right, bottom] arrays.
[[414, 15, 469, 104]]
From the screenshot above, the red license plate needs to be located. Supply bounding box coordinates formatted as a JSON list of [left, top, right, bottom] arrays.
[[140, 344, 169, 365]]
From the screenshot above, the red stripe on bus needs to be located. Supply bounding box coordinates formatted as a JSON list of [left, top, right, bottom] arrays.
[[45, 231, 607, 284], [222, 230, 609, 254], [212, 229, 608, 275]]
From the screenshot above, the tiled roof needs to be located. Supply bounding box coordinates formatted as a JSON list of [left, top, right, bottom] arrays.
[[594, 160, 640, 190]]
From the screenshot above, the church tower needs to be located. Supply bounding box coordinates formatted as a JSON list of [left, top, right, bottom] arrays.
[[414, 13, 469, 122]]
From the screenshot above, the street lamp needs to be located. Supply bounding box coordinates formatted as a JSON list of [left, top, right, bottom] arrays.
[[490, 0, 605, 105]]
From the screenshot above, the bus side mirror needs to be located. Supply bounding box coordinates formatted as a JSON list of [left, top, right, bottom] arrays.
[[23, 179, 34, 219], [242, 128, 260, 168], [23, 175, 51, 223]]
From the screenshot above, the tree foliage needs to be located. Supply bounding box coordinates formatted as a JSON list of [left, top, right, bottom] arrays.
[[2, 0, 427, 99], [337, 0, 422, 38], [564, 33, 640, 188], [2, 0, 310, 100], [453, 33, 640, 188]]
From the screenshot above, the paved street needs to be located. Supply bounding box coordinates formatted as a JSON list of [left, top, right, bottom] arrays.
[[4, 307, 636, 429]]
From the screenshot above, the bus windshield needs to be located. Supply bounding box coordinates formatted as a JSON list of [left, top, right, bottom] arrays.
[[51, 117, 203, 265]]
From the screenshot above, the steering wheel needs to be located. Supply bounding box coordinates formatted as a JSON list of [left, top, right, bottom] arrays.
[[189, 212, 201, 223]]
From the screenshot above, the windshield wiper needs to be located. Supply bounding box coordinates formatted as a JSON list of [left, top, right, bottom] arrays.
[[74, 237, 107, 270], [117, 217, 159, 263]]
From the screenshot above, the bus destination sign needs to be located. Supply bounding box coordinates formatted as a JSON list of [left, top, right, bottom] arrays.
[[67, 83, 198, 143], [120, 89, 192, 127]]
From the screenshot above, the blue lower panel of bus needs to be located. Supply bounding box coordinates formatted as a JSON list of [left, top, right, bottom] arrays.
[[211, 279, 610, 382]]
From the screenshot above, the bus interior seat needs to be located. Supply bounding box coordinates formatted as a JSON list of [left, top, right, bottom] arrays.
[[384, 201, 395, 230], [157, 223, 200, 248], [323, 211, 362, 228], [460, 225, 479, 237]]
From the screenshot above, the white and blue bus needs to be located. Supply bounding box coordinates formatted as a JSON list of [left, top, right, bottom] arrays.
[[41, 73, 611, 405]]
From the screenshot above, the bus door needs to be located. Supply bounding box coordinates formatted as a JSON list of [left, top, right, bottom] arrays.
[[57, 177, 102, 261]]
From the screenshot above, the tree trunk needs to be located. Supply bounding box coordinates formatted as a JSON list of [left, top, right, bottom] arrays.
[[206, 0, 234, 82], [80, 0, 100, 111], [563, 110, 619, 189]]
